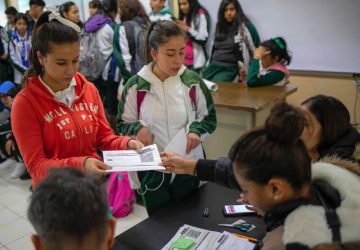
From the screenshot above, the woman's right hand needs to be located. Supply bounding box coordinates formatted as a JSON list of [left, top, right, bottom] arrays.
[[136, 127, 153, 146], [160, 152, 197, 175], [84, 157, 107, 179]]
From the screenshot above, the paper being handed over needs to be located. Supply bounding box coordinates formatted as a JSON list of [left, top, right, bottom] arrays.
[[104, 144, 165, 172]]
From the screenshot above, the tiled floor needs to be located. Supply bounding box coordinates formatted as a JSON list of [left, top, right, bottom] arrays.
[[0, 166, 148, 250]]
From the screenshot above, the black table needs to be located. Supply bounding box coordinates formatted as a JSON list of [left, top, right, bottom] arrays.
[[112, 183, 266, 250]]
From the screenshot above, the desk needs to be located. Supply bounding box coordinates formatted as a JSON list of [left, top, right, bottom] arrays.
[[204, 83, 297, 158], [112, 183, 266, 250]]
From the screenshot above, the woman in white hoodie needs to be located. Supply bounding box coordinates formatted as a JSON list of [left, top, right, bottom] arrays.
[[117, 20, 217, 215]]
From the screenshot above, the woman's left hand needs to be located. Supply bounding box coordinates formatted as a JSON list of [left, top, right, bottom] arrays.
[[176, 20, 189, 32], [186, 132, 201, 154], [127, 139, 144, 150]]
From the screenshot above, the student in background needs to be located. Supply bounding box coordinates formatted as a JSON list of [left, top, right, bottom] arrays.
[[117, 20, 216, 215], [118, 0, 150, 75], [246, 37, 291, 87], [28, 168, 116, 250], [149, 0, 173, 22], [11, 11, 143, 188], [8, 13, 31, 86], [203, 0, 259, 82], [88, 0, 101, 18], [0, 26, 13, 83], [177, 0, 210, 72], [59, 1, 83, 29], [4, 7, 18, 37], [301, 95, 360, 163], [0, 80, 27, 178], [84, 0, 132, 129], [25, 0, 46, 33]]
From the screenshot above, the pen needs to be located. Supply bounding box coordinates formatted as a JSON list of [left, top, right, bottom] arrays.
[[232, 233, 258, 243]]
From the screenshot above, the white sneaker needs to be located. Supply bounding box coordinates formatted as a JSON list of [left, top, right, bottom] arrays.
[[11, 163, 27, 179], [0, 158, 17, 170]]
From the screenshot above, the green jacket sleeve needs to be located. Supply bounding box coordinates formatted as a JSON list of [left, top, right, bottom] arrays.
[[245, 21, 260, 47], [246, 59, 286, 87], [116, 76, 144, 136], [182, 71, 217, 136]]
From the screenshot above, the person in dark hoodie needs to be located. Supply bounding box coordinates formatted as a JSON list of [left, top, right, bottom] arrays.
[[165, 102, 360, 250], [162, 96, 360, 189]]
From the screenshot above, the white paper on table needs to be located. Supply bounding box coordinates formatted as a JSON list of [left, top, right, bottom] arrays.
[[103, 144, 165, 172], [164, 128, 204, 160], [218, 232, 255, 250], [161, 224, 255, 250]]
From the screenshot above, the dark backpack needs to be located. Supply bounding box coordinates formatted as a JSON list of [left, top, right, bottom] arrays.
[[123, 19, 147, 74], [78, 32, 107, 81]]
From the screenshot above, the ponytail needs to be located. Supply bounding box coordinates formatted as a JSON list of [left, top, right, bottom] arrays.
[[144, 20, 185, 64], [24, 11, 80, 83], [260, 37, 292, 65]]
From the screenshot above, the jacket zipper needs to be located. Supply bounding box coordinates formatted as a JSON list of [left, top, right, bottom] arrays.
[[162, 83, 171, 142]]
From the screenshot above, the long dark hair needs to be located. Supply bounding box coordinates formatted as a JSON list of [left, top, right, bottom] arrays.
[[144, 20, 185, 64], [230, 102, 311, 190], [118, 0, 150, 23], [179, 0, 207, 28], [215, 0, 248, 41], [94, 0, 117, 19], [260, 37, 292, 65], [301, 95, 350, 156], [24, 11, 80, 82]]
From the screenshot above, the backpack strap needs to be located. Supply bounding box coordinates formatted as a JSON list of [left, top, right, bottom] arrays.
[[314, 186, 342, 243], [110, 22, 132, 83]]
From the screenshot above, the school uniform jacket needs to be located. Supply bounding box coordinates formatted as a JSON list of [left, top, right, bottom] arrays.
[[117, 63, 216, 151], [247, 60, 289, 87], [84, 14, 132, 82], [183, 9, 210, 69], [259, 161, 360, 250], [11, 73, 132, 187]]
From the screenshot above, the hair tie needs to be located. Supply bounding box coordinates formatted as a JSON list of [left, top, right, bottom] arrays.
[[273, 38, 285, 49], [47, 8, 81, 34]]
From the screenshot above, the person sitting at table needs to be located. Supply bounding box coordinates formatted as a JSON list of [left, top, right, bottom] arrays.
[[162, 95, 360, 189], [166, 101, 360, 249], [246, 37, 291, 87], [28, 168, 116, 250]]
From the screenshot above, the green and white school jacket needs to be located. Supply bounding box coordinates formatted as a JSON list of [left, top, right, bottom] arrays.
[[116, 63, 217, 152], [246, 59, 290, 87]]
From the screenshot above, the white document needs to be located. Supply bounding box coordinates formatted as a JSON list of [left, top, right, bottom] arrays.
[[161, 224, 255, 250], [203, 79, 219, 92], [103, 144, 165, 172], [164, 128, 204, 160]]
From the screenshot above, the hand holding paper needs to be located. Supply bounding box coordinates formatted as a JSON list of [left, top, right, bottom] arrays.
[[103, 144, 165, 172]]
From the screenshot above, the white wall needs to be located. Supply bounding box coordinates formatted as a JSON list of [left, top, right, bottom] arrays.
[[197, 0, 360, 74]]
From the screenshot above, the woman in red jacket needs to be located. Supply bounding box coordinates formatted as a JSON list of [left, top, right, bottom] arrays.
[[11, 10, 143, 187]]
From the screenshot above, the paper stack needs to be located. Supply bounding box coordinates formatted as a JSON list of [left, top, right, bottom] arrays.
[[162, 224, 255, 250]]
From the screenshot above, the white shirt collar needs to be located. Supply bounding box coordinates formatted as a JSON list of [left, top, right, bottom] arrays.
[[39, 76, 77, 107]]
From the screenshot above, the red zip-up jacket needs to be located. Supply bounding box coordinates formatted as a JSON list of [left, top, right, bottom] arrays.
[[11, 73, 131, 187]]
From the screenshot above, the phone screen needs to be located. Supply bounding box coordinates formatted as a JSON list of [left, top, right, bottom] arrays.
[[223, 205, 255, 215]]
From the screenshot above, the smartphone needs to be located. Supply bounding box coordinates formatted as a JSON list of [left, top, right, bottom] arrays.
[[223, 205, 256, 216]]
